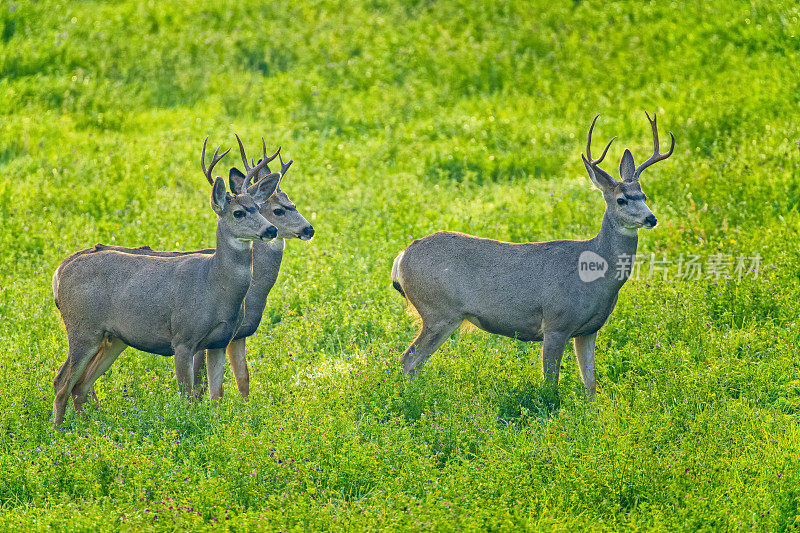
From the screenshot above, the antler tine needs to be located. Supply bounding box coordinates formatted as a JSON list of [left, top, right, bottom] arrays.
[[259, 137, 272, 174], [256, 137, 282, 176], [233, 134, 286, 190], [235, 133, 252, 173], [278, 152, 293, 176], [634, 111, 675, 179], [235, 133, 260, 190], [255, 138, 286, 177], [251, 144, 281, 184], [263, 138, 281, 166], [585, 115, 617, 165], [201, 136, 211, 184], [256, 136, 282, 166], [236, 135, 282, 190], [200, 136, 230, 185], [583, 115, 617, 183]]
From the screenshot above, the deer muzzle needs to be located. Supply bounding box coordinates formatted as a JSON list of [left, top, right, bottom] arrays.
[[300, 225, 315, 240], [262, 226, 278, 239]]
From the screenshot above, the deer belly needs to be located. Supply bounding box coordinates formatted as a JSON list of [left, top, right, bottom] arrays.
[[465, 313, 544, 342], [113, 333, 174, 357]]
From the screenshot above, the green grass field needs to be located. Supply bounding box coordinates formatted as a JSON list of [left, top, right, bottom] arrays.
[[2, 0, 800, 530]]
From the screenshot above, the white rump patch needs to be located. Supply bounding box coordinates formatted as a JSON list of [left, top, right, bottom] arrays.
[[391, 250, 405, 286]]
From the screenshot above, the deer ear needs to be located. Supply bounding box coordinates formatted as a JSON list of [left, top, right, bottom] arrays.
[[255, 158, 272, 179], [211, 177, 229, 214], [228, 167, 246, 194], [582, 154, 615, 191], [619, 149, 636, 182], [248, 171, 280, 204]]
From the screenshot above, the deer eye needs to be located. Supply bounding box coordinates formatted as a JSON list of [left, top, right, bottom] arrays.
[[233, 210, 246, 218], [273, 208, 285, 216], [616, 198, 628, 206]]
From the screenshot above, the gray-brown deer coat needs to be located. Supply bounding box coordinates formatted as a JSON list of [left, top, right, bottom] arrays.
[[69, 142, 313, 401], [392, 113, 674, 397], [51, 139, 279, 425]]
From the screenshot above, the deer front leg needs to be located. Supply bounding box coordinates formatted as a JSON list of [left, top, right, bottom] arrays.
[[206, 348, 226, 401], [541, 331, 569, 385], [226, 338, 250, 400], [173, 346, 195, 397], [573, 332, 598, 400]]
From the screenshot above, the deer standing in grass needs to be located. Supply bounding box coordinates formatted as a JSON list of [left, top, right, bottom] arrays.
[[72, 137, 314, 401], [192, 139, 315, 398], [391, 113, 674, 396], [51, 138, 279, 425]]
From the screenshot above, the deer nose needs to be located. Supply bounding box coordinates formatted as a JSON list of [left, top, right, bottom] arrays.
[[263, 226, 277, 239], [302, 225, 315, 238], [645, 214, 657, 227]]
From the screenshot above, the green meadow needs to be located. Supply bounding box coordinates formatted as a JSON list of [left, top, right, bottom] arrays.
[[2, 0, 800, 530]]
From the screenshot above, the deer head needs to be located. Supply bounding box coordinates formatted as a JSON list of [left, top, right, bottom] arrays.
[[201, 137, 278, 243], [227, 138, 315, 241], [581, 112, 674, 234]]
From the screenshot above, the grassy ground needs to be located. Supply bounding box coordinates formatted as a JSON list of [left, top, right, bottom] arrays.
[[2, 0, 800, 530]]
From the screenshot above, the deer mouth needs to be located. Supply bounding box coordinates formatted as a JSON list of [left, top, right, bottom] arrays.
[[274, 230, 309, 240]]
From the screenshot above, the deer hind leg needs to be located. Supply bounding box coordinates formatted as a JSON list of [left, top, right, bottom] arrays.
[[206, 348, 226, 401], [573, 332, 598, 400], [226, 338, 250, 400], [541, 330, 570, 386], [72, 343, 103, 408], [53, 333, 103, 426], [72, 336, 127, 412], [192, 350, 207, 398], [401, 314, 461, 376]]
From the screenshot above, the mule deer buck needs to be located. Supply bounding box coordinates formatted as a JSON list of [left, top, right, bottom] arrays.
[[192, 138, 315, 399], [51, 137, 280, 425], [72, 137, 314, 402], [391, 113, 674, 397]]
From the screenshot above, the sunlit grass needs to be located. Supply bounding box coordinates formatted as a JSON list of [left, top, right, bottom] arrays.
[[1, 0, 800, 530]]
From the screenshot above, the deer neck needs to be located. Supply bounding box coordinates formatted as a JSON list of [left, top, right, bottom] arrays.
[[229, 238, 285, 339], [592, 210, 639, 289], [209, 224, 255, 305], [250, 238, 285, 291]]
